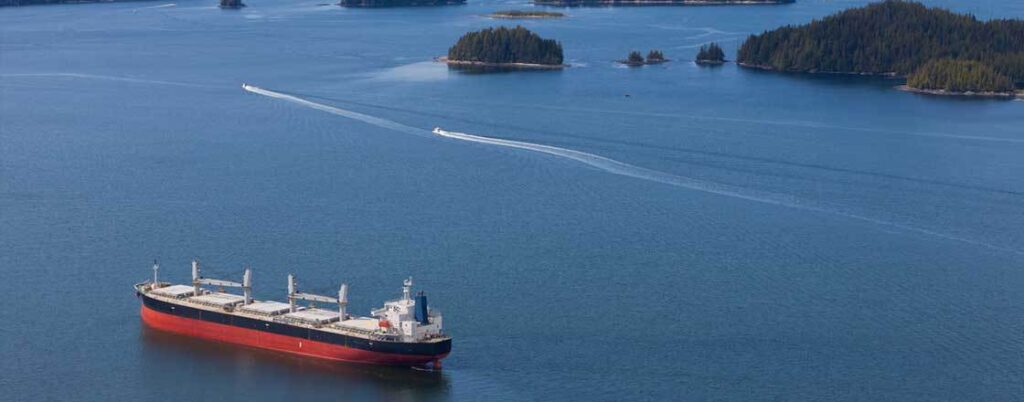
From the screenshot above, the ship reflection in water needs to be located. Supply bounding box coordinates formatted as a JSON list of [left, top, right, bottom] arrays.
[[139, 327, 450, 401]]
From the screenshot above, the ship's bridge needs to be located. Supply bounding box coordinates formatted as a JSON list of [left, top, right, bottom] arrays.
[[372, 278, 443, 342]]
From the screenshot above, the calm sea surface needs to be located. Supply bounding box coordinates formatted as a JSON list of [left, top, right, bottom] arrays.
[[2, 0, 1024, 400]]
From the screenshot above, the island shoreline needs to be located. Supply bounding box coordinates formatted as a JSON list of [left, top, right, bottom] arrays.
[[489, 14, 564, 19], [737, 62, 899, 77], [896, 85, 1021, 99], [488, 10, 565, 19], [436, 56, 568, 70]]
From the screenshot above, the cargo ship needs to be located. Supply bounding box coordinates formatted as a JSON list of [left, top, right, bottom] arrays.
[[135, 260, 450, 368]]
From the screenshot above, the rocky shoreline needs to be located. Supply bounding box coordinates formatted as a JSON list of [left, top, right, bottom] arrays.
[[696, 59, 725, 65], [489, 10, 564, 19], [897, 85, 1021, 99], [736, 62, 899, 76]]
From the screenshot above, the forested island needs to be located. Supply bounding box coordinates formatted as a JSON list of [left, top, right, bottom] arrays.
[[490, 10, 564, 19], [445, 26, 565, 69], [695, 42, 725, 64], [737, 1, 1024, 97], [339, 0, 464, 7], [531, 0, 791, 7], [619, 50, 668, 66]]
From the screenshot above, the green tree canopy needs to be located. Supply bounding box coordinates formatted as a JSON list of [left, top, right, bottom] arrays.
[[696, 43, 725, 62], [447, 26, 564, 65], [907, 59, 1014, 93], [737, 0, 1024, 85]]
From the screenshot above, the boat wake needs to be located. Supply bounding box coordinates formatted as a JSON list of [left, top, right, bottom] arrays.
[[0, 73, 209, 88], [431, 128, 1022, 255], [133, 3, 176, 10], [241, 84, 430, 138], [242, 84, 1023, 256], [432, 127, 802, 207]]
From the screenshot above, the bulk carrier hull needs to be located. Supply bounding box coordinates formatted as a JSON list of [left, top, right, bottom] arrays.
[[139, 293, 451, 366]]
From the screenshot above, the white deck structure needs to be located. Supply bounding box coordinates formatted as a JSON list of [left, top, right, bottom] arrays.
[[285, 308, 340, 325], [151, 284, 195, 298], [239, 301, 292, 316], [191, 292, 246, 308]]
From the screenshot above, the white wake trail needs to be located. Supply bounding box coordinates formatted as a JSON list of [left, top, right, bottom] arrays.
[[433, 128, 802, 208], [242, 84, 1023, 256], [134, 3, 176, 10], [241, 84, 429, 138], [0, 73, 208, 88], [433, 128, 1023, 255]]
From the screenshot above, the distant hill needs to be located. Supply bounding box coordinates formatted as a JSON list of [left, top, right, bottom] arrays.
[[532, 0, 791, 6], [339, 0, 464, 7], [1, 0, 126, 5], [737, 1, 1024, 94]]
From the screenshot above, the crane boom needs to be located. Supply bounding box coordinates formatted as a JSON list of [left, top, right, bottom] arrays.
[[198, 278, 242, 287], [287, 274, 349, 319], [292, 292, 338, 304], [190, 259, 254, 305]]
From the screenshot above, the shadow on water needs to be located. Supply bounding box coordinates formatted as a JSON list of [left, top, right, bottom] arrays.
[[139, 327, 450, 397]]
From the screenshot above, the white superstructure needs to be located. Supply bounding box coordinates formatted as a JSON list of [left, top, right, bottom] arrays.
[[372, 277, 444, 342]]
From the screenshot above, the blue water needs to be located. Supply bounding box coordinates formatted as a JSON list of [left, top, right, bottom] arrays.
[[2, 0, 1024, 400]]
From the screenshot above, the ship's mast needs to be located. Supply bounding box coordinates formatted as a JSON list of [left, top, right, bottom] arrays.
[[242, 267, 253, 305], [339, 283, 349, 321], [192, 259, 201, 296], [288, 274, 297, 312], [403, 277, 413, 301], [152, 260, 160, 288]]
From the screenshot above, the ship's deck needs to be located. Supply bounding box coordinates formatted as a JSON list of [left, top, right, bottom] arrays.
[[284, 308, 340, 325], [240, 301, 291, 316], [191, 292, 245, 307]]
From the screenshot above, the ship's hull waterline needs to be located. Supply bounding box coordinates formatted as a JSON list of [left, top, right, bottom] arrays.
[[139, 294, 450, 366]]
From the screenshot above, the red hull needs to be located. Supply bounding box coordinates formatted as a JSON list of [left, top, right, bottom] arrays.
[[140, 305, 446, 366]]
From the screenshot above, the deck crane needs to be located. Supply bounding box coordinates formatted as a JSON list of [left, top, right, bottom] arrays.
[[287, 274, 349, 321], [191, 259, 253, 305]]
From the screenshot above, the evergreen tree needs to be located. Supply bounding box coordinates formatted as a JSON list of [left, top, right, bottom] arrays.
[[646, 50, 666, 63], [696, 42, 725, 63], [625, 51, 645, 65], [907, 59, 1014, 92]]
